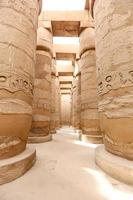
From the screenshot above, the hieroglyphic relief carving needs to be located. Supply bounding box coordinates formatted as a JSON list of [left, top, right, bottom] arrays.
[[34, 100, 51, 110], [98, 68, 133, 96], [81, 102, 96, 111], [0, 70, 33, 96], [7, 0, 37, 25]]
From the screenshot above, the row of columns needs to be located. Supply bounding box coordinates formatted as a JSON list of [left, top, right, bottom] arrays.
[[0, 0, 133, 186]]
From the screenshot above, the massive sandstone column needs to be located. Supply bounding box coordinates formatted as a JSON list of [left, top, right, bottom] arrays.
[[71, 63, 81, 130], [55, 76, 61, 129], [79, 26, 102, 143], [75, 61, 81, 130], [50, 59, 61, 133], [50, 59, 57, 134], [71, 77, 77, 128], [0, 0, 39, 184], [29, 22, 53, 143], [94, 0, 133, 160]]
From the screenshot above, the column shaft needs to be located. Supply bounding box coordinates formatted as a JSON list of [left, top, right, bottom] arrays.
[[29, 23, 53, 143], [80, 27, 102, 143], [94, 0, 133, 159], [0, 0, 38, 159]]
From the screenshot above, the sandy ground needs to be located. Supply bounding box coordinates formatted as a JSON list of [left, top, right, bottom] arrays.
[[0, 126, 133, 200]]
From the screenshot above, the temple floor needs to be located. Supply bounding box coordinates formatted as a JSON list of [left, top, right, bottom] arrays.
[[0, 127, 133, 200]]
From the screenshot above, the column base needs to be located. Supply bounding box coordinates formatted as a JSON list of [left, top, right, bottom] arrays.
[[50, 130, 56, 134], [28, 134, 52, 143], [0, 146, 36, 185], [95, 145, 133, 185], [79, 133, 103, 144]]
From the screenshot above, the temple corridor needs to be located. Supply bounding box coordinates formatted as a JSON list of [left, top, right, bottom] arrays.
[[0, 127, 133, 200], [0, 0, 133, 197]]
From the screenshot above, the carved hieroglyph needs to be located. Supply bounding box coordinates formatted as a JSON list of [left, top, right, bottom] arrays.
[[0, 0, 38, 159], [94, 0, 133, 159], [80, 27, 101, 143]]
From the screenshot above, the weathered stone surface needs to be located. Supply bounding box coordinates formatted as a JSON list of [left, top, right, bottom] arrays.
[[0, 146, 36, 185], [95, 145, 133, 185], [80, 27, 101, 143], [30, 50, 52, 140], [0, 0, 38, 159], [39, 10, 90, 37], [61, 94, 71, 125], [80, 51, 100, 137], [80, 27, 95, 55], [50, 67, 61, 133], [71, 77, 76, 127], [94, 0, 133, 159], [28, 134, 52, 143], [37, 0, 42, 15], [71, 72, 81, 130], [37, 26, 53, 54]]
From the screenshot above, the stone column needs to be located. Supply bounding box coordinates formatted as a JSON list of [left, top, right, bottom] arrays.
[[50, 59, 59, 134], [74, 60, 81, 131], [29, 22, 53, 143], [71, 77, 77, 128], [71, 67, 81, 131], [70, 87, 74, 126], [75, 72, 81, 130], [94, 0, 133, 159], [0, 0, 39, 184], [94, 0, 133, 185], [80, 26, 102, 143], [56, 76, 61, 129]]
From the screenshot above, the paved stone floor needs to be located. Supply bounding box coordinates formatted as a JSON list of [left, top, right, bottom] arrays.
[[0, 127, 133, 200]]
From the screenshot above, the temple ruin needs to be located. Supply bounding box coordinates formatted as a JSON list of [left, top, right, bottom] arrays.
[[0, 0, 133, 199]]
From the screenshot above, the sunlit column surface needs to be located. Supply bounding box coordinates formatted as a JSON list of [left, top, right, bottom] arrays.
[[94, 0, 133, 160], [79, 25, 102, 144]]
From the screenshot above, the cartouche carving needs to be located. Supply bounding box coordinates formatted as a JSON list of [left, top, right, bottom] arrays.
[[98, 69, 133, 95], [0, 71, 33, 96]]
